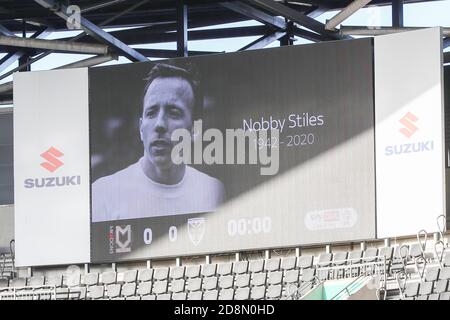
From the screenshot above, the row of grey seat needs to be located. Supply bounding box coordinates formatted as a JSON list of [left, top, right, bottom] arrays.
[[401, 259, 450, 300], [0, 245, 419, 300]]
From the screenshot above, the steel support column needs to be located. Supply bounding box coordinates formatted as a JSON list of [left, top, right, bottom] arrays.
[[392, 0, 404, 27], [34, 0, 148, 62], [325, 0, 372, 30], [444, 38, 450, 49], [177, 1, 188, 57], [239, 30, 286, 50], [246, 0, 349, 40]]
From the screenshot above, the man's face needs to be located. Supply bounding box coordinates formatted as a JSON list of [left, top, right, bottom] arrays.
[[140, 76, 194, 169]]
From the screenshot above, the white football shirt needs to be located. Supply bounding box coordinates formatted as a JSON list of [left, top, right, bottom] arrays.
[[91, 158, 225, 222]]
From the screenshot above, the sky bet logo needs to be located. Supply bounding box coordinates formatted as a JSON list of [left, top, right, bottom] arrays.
[[385, 112, 434, 156], [24, 147, 81, 189]]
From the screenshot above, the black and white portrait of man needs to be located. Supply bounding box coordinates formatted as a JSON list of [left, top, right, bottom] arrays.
[[92, 63, 225, 222]]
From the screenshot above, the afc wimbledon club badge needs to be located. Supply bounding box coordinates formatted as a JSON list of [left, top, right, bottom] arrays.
[[188, 218, 206, 246]]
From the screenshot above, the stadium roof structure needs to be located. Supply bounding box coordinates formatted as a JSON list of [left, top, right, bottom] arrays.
[[0, 0, 449, 104]]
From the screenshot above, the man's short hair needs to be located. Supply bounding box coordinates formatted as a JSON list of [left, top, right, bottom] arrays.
[[143, 63, 202, 120]]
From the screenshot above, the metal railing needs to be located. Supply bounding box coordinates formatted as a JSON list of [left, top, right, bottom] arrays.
[[330, 271, 374, 300], [0, 285, 57, 300], [281, 256, 388, 300], [282, 275, 321, 300]]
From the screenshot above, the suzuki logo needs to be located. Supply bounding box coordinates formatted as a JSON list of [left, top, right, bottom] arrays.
[[40, 147, 64, 172], [399, 112, 418, 138]]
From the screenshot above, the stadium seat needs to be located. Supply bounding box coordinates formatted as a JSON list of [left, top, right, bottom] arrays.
[[300, 268, 316, 282], [187, 278, 202, 292], [217, 262, 233, 276], [439, 292, 450, 300], [235, 274, 250, 288], [142, 294, 156, 300], [249, 260, 264, 273], [348, 250, 362, 264], [317, 269, 329, 281], [202, 264, 217, 277], [428, 293, 439, 300], [235, 287, 250, 300], [123, 270, 138, 283], [121, 282, 137, 298], [138, 268, 153, 283], [0, 279, 9, 292], [403, 282, 419, 298], [170, 266, 185, 280], [363, 248, 379, 263], [332, 252, 348, 266], [409, 243, 423, 259], [10, 277, 26, 287], [439, 267, 450, 280], [284, 269, 299, 284], [297, 255, 313, 269], [156, 293, 171, 300], [434, 280, 448, 294], [233, 261, 249, 275], [443, 254, 450, 267], [153, 267, 169, 281], [202, 276, 218, 290], [250, 273, 266, 287], [415, 295, 428, 300], [332, 252, 347, 278], [172, 292, 187, 300], [88, 285, 104, 300], [152, 280, 168, 294], [268, 271, 283, 285], [203, 289, 218, 300], [185, 265, 201, 278], [106, 283, 121, 299], [317, 253, 332, 267], [137, 282, 152, 296], [66, 273, 82, 287], [218, 275, 234, 289], [425, 267, 440, 282], [219, 288, 234, 300], [68, 286, 87, 300], [46, 275, 63, 288], [171, 279, 185, 293], [187, 291, 202, 300], [378, 247, 394, 262], [83, 273, 99, 286], [418, 281, 433, 296], [281, 257, 297, 271], [250, 286, 265, 300], [127, 296, 141, 300], [27, 276, 45, 287], [264, 258, 281, 272], [266, 285, 282, 299], [101, 271, 117, 285]]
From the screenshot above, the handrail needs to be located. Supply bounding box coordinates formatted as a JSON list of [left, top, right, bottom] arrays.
[[9, 239, 15, 275], [0, 284, 57, 300], [434, 240, 445, 268], [416, 229, 428, 256], [330, 270, 373, 300], [395, 270, 407, 300], [283, 275, 321, 300], [437, 215, 446, 247], [0, 253, 5, 278]]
